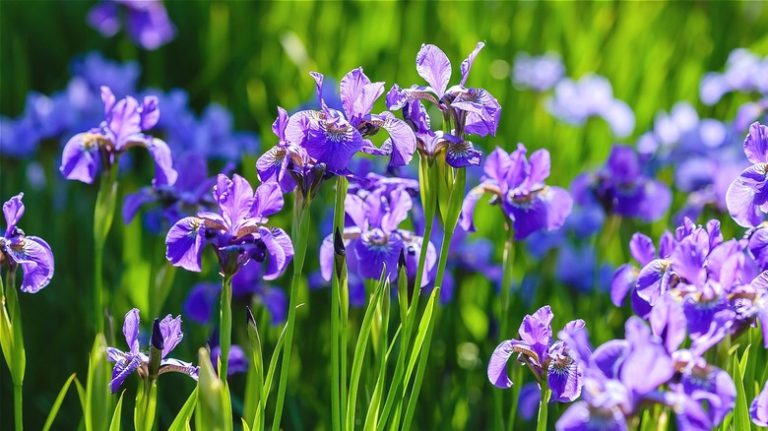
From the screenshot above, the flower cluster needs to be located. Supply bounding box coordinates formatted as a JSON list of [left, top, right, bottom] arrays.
[[700, 49, 768, 105], [0, 194, 54, 293], [88, 0, 175, 50], [512, 52, 565, 91]]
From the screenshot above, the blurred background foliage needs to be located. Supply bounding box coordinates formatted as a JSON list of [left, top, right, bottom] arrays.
[[1, 1, 767, 429]]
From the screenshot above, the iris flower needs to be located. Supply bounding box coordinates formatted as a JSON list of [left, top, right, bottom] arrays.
[[106, 308, 198, 393], [460, 144, 573, 240], [0, 194, 54, 293], [60, 86, 176, 187], [726, 122, 768, 227], [165, 173, 293, 278], [88, 0, 175, 50], [386, 42, 500, 167]]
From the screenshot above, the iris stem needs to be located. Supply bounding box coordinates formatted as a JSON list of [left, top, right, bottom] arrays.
[[219, 274, 233, 380], [13, 383, 22, 431], [536, 384, 551, 431], [496, 227, 516, 430], [93, 164, 119, 335], [272, 196, 311, 431], [331, 176, 347, 431]]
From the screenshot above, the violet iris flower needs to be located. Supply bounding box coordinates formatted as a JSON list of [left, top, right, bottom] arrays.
[[257, 68, 416, 193], [726, 122, 768, 227], [88, 0, 175, 50], [488, 306, 584, 403], [319, 176, 436, 287], [184, 260, 287, 325], [211, 344, 249, 376], [752, 382, 768, 426], [460, 144, 573, 240], [700, 49, 768, 106], [386, 42, 500, 167], [572, 145, 671, 222], [106, 308, 198, 393], [60, 86, 176, 187], [0, 194, 54, 293], [512, 52, 564, 91], [165, 174, 293, 278]]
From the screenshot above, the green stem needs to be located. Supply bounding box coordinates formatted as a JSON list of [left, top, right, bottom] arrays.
[[219, 274, 233, 380], [14, 383, 22, 431], [537, 385, 551, 431], [271, 197, 311, 431], [93, 165, 119, 335], [331, 176, 347, 431], [506, 364, 523, 431], [495, 228, 516, 431]]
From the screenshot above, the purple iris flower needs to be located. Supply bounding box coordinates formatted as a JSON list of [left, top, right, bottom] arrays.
[[211, 344, 249, 376], [88, 0, 176, 50], [0, 194, 55, 293], [460, 144, 573, 240], [512, 52, 564, 91], [556, 244, 614, 293], [727, 122, 768, 227], [700, 49, 768, 106], [183, 261, 287, 325], [735, 98, 768, 133], [488, 306, 585, 403], [319, 176, 436, 287], [258, 68, 415, 189], [123, 152, 225, 234], [572, 145, 671, 222], [165, 174, 293, 278], [60, 86, 176, 187], [752, 382, 768, 426], [386, 42, 500, 167], [106, 308, 198, 393], [547, 74, 635, 138]]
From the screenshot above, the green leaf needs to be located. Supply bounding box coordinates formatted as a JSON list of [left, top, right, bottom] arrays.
[[730, 351, 753, 431], [168, 388, 198, 431], [108, 391, 125, 431], [195, 348, 229, 431], [42, 373, 78, 431]]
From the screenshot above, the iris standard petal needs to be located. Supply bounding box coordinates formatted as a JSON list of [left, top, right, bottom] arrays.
[[260, 227, 294, 281], [459, 41, 485, 87], [727, 164, 768, 228], [744, 122, 768, 165], [415, 44, 451, 97], [144, 137, 177, 187], [2, 193, 24, 233], [159, 314, 183, 357], [123, 308, 141, 354], [629, 233, 656, 266], [518, 305, 554, 363], [110, 354, 142, 393], [252, 182, 284, 219]]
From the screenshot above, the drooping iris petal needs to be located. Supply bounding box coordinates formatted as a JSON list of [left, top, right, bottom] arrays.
[[650, 295, 687, 353], [165, 216, 206, 272], [726, 163, 768, 228], [319, 234, 336, 282], [123, 308, 141, 354], [374, 112, 416, 168], [505, 186, 573, 240], [144, 137, 177, 187], [445, 138, 482, 167], [636, 259, 671, 306], [743, 122, 768, 164], [518, 305, 554, 363], [260, 227, 294, 281], [304, 114, 364, 172], [159, 314, 183, 358], [415, 44, 452, 97], [592, 339, 629, 380], [610, 264, 637, 307], [354, 229, 404, 280], [15, 236, 55, 293], [621, 317, 674, 394], [459, 185, 486, 232], [681, 366, 736, 426], [548, 349, 583, 402], [487, 339, 526, 389], [110, 354, 142, 393], [158, 358, 199, 380], [751, 383, 768, 426], [454, 88, 501, 137], [60, 132, 102, 184], [259, 286, 287, 325]]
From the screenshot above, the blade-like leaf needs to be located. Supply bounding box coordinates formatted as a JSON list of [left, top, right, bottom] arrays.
[[42, 373, 78, 431]]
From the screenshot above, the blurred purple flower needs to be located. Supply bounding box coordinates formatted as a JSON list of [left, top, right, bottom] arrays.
[[727, 122, 768, 227], [211, 345, 249, 376], [752, 382, 768, 426], [88, 0, 176, 50], [461, 144, 573, 240], [547, 74, 635, 138], [165, 174, 293, 278], [700, 49, 768, 105], [572, 145, 670, 222], [0, 193, 54, 293], [106, 309, 198, 393], [512, 52, 564, 91]]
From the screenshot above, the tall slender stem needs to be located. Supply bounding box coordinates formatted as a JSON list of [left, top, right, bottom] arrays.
[[536, 384, 551, 431], [14, 383, 22, 431], [218, 274, 233, 380], [272, 196, 311, 431], [498, 227, 516, 340], [331, 176, 347, 431], [6, 269, 24, 431], [93, 165, 119, 334]]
